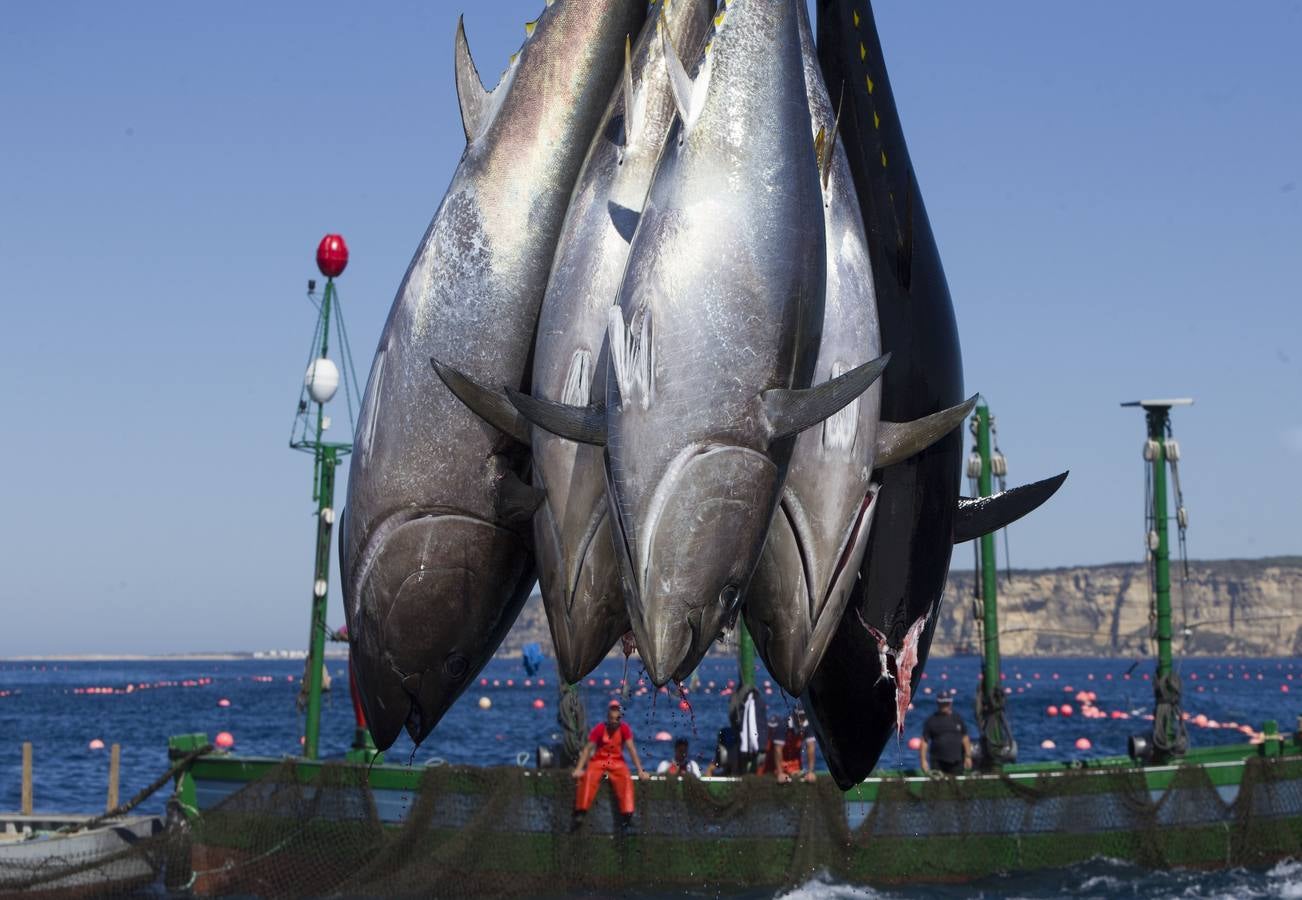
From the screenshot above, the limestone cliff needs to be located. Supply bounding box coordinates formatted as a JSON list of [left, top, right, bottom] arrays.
[[500, 557, 1302, 660], [934, 557, 1302, 657]]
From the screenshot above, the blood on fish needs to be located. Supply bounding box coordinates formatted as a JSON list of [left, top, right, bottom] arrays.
[[857, 610, 929, 738]]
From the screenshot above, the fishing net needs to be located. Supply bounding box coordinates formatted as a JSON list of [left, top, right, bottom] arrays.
[[2, 752, 1300, 897]]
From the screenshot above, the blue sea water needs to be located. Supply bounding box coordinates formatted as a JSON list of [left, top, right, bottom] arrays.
[[1, 654, 1298, 897]]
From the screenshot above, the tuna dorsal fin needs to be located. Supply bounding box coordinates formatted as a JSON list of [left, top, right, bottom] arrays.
[[505, 388, 608, 447], [875, 396, 978, 469], [430, 358, 531, 445], [607, 201, 640, 243], [762, 354, 890, 442], [953, 472, 1069, 544], [819, 87, 845, 191], [659, 7, 701, 129], [497, 468, 546, 525], [621, 34, 638, 146], [454, 16, 493, 144]]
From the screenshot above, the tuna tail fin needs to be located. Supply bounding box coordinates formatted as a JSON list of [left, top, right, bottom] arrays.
[[430, 358, 531, 445], [505, 389, 608, 447], [455, 17, 494, 144], [660, 7, 702, 129], [875, 396, 979, 468], [762, 354, 890, 442], [953, 472, 1069, 544]]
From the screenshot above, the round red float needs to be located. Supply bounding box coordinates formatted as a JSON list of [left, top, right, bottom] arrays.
[[316, 234, 349, 279]]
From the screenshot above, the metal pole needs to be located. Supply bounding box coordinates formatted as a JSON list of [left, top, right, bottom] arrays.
[[302, 277, 338, 760], [304, 445, 337, 760], [21, 742, 33, 815], [976, 403, 1000, 698], [106, 743, 121, 811], [1147, 409, 1173, 681], [310, 280, 334, 502], [738, 620, 756, 691]]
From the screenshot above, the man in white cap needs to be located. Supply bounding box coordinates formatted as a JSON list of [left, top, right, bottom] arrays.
[[919, 694, 972, 776]]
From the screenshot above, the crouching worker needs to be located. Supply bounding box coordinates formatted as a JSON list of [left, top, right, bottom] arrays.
[[571, 700, 647, 834]]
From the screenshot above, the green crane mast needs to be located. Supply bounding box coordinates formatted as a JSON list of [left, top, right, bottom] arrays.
[[291, 235, 370, 761], [1123, 398, 1192, 762], [969, 401, 1016, 767]]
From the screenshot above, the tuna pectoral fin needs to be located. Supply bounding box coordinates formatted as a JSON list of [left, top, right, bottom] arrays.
[[953, 472, 1069, 544], [505, 388, 608, 447], [875, 395, 979, 468], [608, 201, 640, 244], [763, 354, 890, 441], [454, 17, 494, 144], [431, 359, 531, 445], [498, 469, 546, 526]]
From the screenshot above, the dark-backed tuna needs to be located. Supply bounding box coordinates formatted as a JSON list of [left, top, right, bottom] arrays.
[[745, 3, 976, 699]]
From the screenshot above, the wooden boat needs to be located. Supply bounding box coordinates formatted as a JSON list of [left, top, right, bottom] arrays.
[[0, 813, 162, 896]]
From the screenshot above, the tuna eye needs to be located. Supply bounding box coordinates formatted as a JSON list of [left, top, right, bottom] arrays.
[[720, 584, 741, 610], [443, 654, 469, 681]]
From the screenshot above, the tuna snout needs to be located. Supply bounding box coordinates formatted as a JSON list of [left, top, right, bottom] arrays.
[[349, 514, 532, 748]]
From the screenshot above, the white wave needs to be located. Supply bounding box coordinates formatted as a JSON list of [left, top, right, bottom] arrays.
[[1272, 858, 1302, 899], [773, 870, 890, 900]]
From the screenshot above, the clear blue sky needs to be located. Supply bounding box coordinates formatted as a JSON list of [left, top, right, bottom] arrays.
[[1, 2, 1298, 655]]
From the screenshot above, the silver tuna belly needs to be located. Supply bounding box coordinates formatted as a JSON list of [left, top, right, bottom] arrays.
[[535, 503, 627, 685], [349, 513, 533, 749]]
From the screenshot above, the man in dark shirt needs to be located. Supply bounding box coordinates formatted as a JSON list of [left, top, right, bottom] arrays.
[[919, 695, 972, 775]]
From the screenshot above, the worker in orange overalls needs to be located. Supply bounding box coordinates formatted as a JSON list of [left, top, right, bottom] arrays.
[[571, 699, 647, 834]]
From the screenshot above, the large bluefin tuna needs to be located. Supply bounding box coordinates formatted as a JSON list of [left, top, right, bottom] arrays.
[[506, 0, 892, 686], [804, 0, 1065, 787], [436, 1, 716, 686], [743, 4, 880, 699], [746, 2, 982, 699], [341, 1, 647, 749]]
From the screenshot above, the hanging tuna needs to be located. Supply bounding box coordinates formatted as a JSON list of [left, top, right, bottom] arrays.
[[744, 1, 975, 701], [340, 0, 647, 750], [803, 0, 1066, 787], [436, 0, 717, 686], [503, 0, 888, 686]]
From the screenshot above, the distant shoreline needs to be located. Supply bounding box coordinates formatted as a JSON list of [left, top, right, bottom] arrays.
[[0, 649, 352, 663]]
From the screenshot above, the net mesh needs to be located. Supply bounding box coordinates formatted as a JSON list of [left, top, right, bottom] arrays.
[[2, 754, 1299, 897]]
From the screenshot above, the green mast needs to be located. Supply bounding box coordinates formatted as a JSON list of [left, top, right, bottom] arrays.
[[969, 401, 1015, 767], [974, 403, 1000, 702], [292, 234, 366, 761], [1123, 398, 1192, 762]]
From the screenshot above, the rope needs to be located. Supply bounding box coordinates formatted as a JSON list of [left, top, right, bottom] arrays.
[[59, 744, 214, 835], [1152, 671, 1189, 756], [558, 683, 587, 765], [975, 686, 1017, 766]]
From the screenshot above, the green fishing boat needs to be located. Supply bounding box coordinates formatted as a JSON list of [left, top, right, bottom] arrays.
[[148, 383, 1300, 896]]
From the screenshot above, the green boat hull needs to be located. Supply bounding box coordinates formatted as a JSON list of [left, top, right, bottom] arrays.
[[167, 732, 1302, 894]]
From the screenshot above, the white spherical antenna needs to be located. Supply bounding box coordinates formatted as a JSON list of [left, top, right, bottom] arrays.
[[305, 358, 340, 404]]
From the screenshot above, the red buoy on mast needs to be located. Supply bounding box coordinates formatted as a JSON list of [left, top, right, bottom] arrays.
[[316, 234, 349, 278]]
